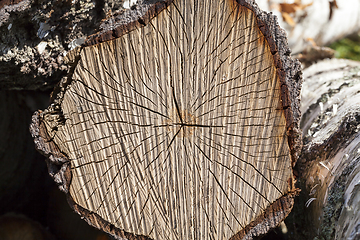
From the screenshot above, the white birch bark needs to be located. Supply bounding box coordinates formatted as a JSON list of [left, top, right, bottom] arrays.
[[298, 58, 360, 239], [257, 0, 360, 53]]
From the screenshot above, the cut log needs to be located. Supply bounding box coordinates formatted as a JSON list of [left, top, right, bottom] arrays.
[[256, 0, 360, 54], [30, 0, 302, 239], [294, 58, 360, 239]]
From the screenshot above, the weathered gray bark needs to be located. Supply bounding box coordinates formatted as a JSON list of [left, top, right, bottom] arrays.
[[289, 58, 360, 240], [0, 0, 125, 90]]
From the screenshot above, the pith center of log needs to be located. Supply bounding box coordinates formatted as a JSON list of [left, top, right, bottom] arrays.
[[165, 106, 200, 138], [30, 0, 302, 239]]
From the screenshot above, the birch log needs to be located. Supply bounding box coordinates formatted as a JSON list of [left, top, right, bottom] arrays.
[[30, 0, 302, 239], [256, 0, 360, 54], [296, 58, 360, 240]]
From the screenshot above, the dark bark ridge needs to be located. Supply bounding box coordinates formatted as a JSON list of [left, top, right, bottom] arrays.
[[31, 0, 302, 239], [0, 0, 124, 90]]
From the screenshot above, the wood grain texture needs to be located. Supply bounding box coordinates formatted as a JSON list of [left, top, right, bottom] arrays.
[[30, 0, 302, 239]]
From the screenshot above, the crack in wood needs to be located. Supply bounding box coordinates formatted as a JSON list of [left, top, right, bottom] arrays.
[[30, 0, 302, 239]]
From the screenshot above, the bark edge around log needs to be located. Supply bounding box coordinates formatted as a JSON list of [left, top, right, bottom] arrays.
[[30, 0, 303, 239]]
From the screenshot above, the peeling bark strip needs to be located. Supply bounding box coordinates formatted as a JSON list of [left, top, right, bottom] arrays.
[[30, 0, 302, 239]]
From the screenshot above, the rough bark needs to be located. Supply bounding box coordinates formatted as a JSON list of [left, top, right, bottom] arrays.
[[292, 58, 360, 240], [30, 0, 302, 239], [256, 0, 360, 54], [3, 0, 358, 91], [0, 0, 125, 90]]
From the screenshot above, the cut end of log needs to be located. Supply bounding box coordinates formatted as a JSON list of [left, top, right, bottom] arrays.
[[31, 0, 302, 239]]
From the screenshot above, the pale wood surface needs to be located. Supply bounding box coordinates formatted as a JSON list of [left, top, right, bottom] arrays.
[[35, 0, 299, 239]]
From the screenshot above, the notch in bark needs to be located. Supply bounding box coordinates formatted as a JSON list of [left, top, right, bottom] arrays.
[[30, 0, 302, 239]]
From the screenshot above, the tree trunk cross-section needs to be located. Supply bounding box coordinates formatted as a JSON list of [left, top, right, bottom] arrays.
[[30, 0, 302, 239]]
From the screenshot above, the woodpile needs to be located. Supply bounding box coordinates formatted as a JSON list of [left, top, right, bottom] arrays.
[[1, 0, 358, 239]]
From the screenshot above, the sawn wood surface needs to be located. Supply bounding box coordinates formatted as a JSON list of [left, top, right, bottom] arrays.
[[30, 0, 302, 239]]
